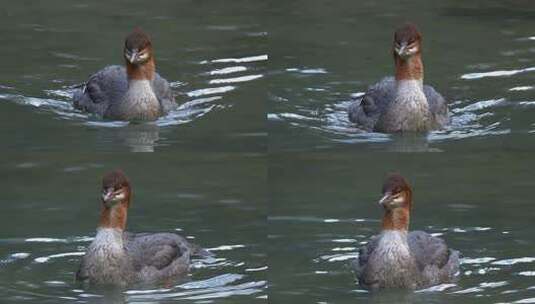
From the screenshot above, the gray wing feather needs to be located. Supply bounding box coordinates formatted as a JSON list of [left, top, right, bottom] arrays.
[[356, 235, 380, 269], [423, 85, 449, 127], [75, 258, 89, 282], [353, 235, 380, 283], [408, 231, 450, 271], [408, 231, 460, 283], [152, 74, 177, 114], [125, 232, 191, 271], [348, 77, 396, 130], [73, 65, 128, 116]]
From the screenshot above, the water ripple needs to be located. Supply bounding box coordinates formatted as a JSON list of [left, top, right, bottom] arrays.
[[209, 66, 248, 75], [492, 257, 535, 266], [126, 278, 266, 301], [210, 74, 263, 84], [202, 54, 268, 64], [461, 66, 535, 80], [34, 252, 84, 263]]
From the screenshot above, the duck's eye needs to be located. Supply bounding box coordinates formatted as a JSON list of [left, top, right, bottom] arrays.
[[392, 193, 404, 204], [138, 52, 148, 59], [113, 188, 126, 199]]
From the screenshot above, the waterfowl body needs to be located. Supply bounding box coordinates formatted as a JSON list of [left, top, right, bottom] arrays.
[[76, 170, 209, 286], [73, 28, 176, 121], [348, 23, 449, 133], [354, 173, 460, 290]]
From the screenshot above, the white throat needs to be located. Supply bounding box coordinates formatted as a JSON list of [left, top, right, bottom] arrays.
[[378, 230, 411, 259], [114, 79, 160, 120], [396, 79, 424, 95], [91, 228, 124, 254], [126, 79, 157, 101], [393, 79, 428, 115], [379, 78, 431, 132]]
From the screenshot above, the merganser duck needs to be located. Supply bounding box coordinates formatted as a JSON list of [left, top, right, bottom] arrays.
[[354, 173, 460, 290], [348, 23, 449, 133], [76, 170, 209, 286], [73, 28, 176, 121]]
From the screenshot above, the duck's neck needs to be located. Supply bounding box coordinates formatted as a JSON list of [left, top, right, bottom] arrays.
[[126, 58, 155, 81], [394, 54, 424, 86], [378, 55, 430, 132], [381, 207, 410, 231], [99, 202, 128, 231], [118, 60, 160, 120]]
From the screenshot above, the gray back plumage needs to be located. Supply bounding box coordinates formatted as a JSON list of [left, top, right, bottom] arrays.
[[124, 232, 192, 282], [407, 231, 449, 271], [423, 85, 449, 127], [355, 235, 380, 272]]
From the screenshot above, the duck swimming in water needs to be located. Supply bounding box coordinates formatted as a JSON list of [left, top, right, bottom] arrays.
[[348, 23, 449, 133], [76, 170, 210, 286], [73, 28, 176, 121], [353, 173, 460, 290]]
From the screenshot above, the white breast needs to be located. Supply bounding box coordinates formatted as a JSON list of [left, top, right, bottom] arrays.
[[113, 79, 160, 120], [125, 80, 157, 101], [380, 79, 432, 132], [89, 228, 124, 256], [377, 230, 411, 260], [395, 80, 427, 109], [81, 228, 133, 285]]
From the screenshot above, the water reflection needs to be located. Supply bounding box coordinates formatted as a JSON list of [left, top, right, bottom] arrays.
[[94, 123, 160, 153]]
